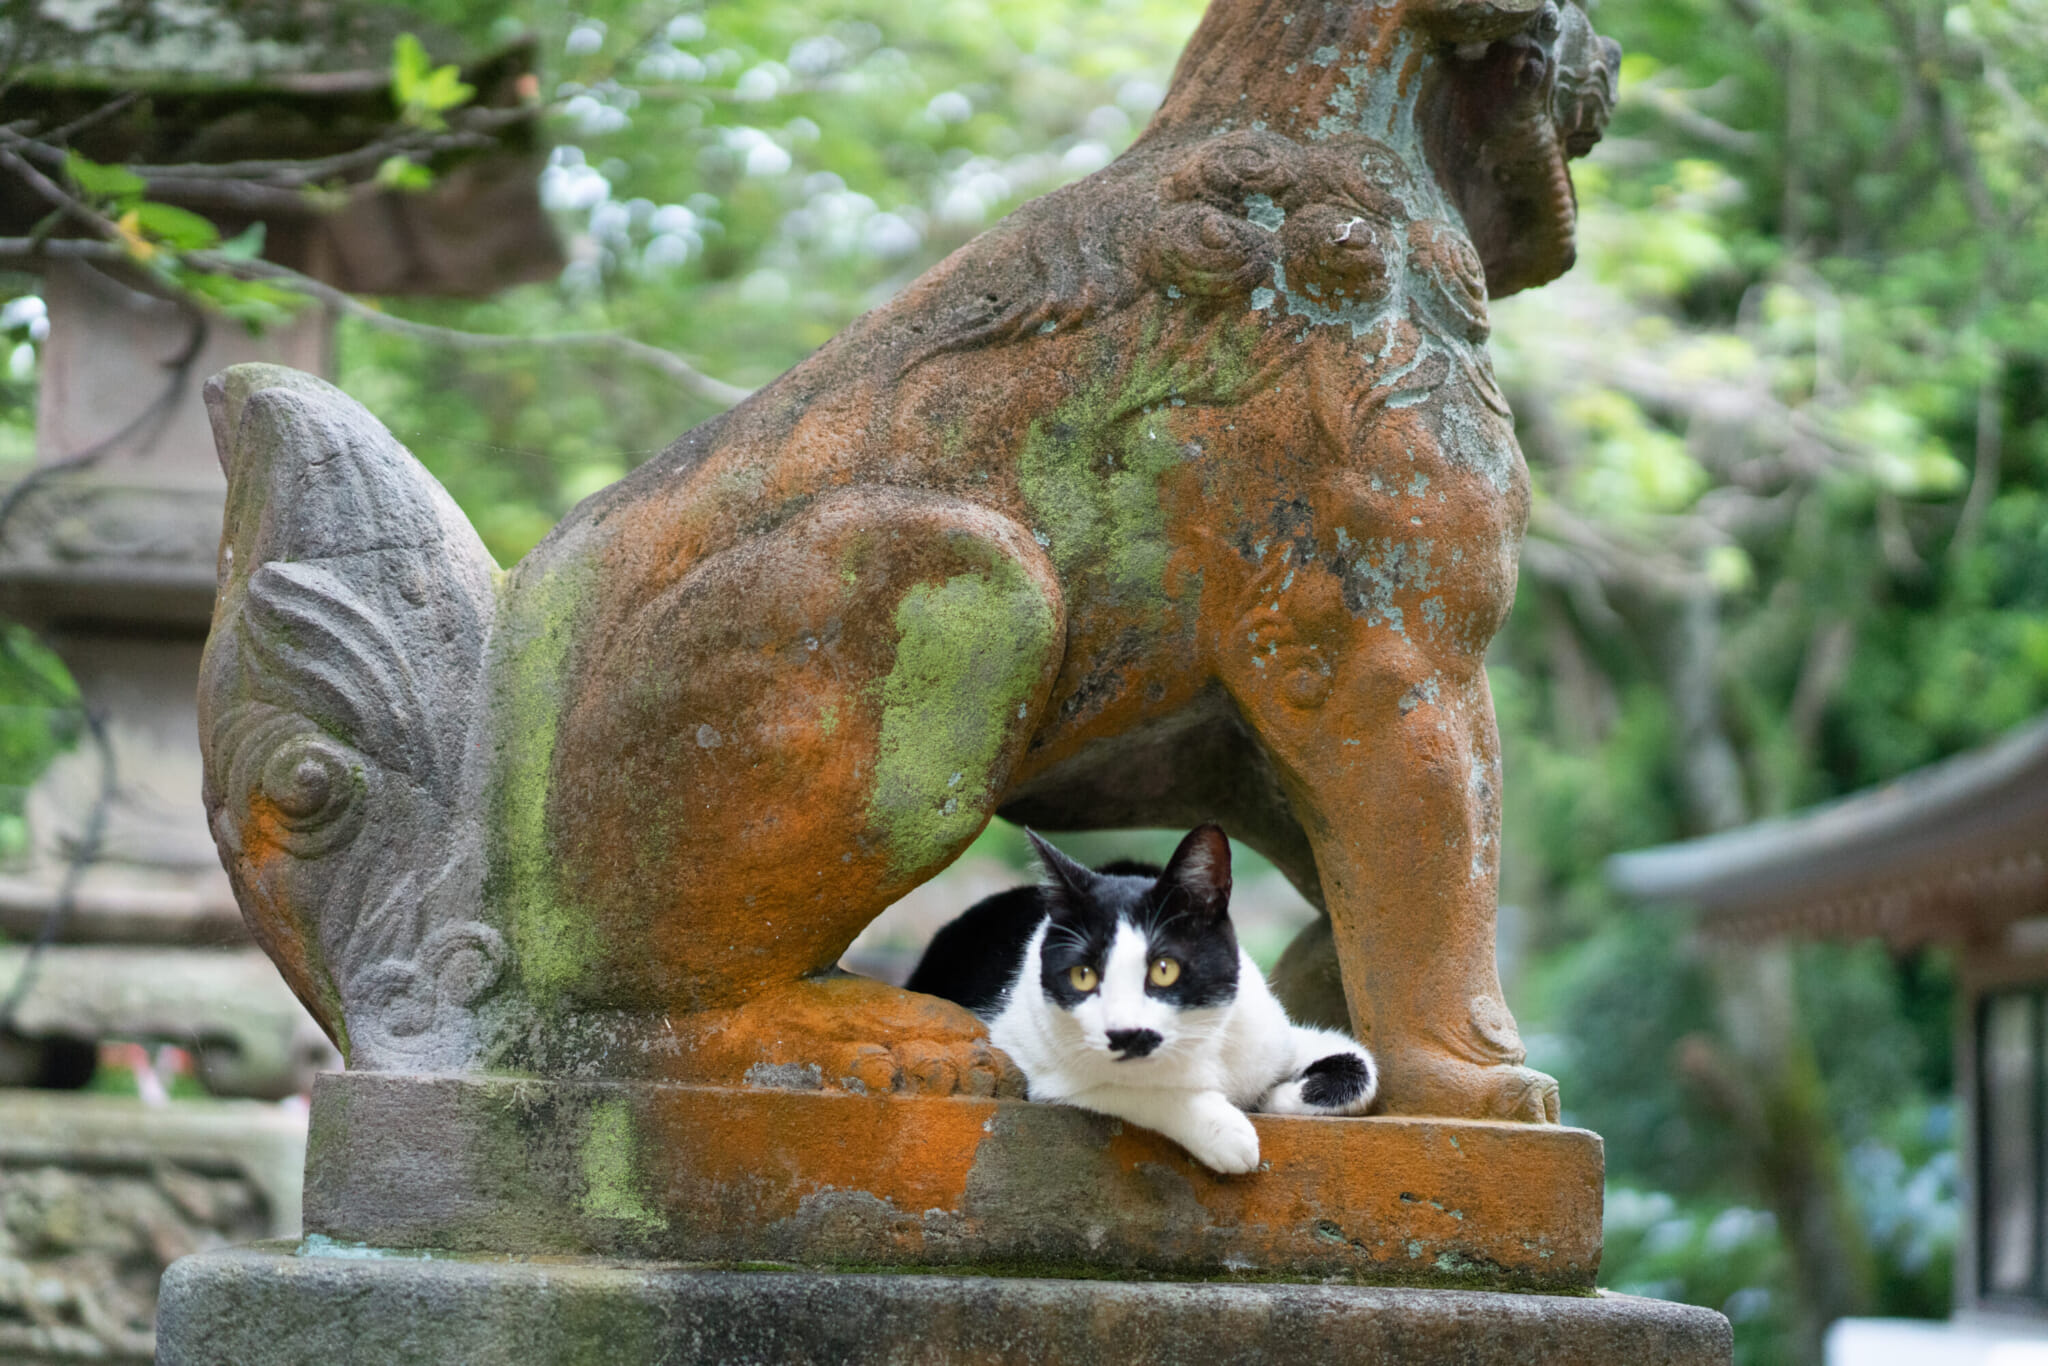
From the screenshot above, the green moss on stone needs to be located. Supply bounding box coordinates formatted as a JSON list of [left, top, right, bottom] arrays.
[[867, 558, 1056, 875], [1017, 309, 1264, 604], [486, 561, 603, 1005], [579, 1099, 668, 1233]]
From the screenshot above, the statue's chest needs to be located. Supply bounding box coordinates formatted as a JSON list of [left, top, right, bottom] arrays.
[[1204, 397, 1528, 670]]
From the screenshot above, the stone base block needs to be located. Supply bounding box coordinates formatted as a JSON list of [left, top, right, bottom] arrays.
[[0, 1093, 307, 1364], [157, 1243, 1732, 1366], [306, 1071, 1603, 1290]]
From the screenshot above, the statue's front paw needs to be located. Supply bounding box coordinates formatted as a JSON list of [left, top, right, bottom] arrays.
[[1492, 1064, 1561, 1124], [1375, 1050, 1562, 1123], [835, 1039, 1027, 1099], [684, 977, 1027, 1098]]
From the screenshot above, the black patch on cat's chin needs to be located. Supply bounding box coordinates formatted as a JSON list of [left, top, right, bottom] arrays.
[[1299, 1052, 1374, 1109]]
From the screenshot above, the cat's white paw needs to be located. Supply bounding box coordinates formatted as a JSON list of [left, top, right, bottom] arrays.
[[1184, 1103, 1261, 1174], [1259, 1079, 1312, 1115]]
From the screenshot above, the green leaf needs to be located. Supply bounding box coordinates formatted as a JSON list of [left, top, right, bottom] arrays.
[[375, 155, 435, 192], [63, 151, 145, 205], [130, 201, 219, 250], [215, 222, 266, 262], [172, 269, 306, 333], [420, 65, 475, 114], [391, 32, 473, 129], [391, 33, 432, 106]]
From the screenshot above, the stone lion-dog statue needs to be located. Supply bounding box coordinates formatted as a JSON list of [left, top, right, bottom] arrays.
[[199, 0, 1617, 1122]]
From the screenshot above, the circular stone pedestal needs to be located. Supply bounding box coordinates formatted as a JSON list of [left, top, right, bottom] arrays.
[[158, 1243, 1733, 1366]]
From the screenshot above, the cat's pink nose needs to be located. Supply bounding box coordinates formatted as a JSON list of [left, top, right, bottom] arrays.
[[1106, 1029, 1161, 1059]]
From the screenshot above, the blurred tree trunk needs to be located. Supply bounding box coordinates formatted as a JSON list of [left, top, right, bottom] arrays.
[[1684, 951, 1878, 1361], [1656, 581, 1876, 1359]]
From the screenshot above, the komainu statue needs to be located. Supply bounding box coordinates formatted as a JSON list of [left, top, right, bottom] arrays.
[[200, 0, 1618, 1122]]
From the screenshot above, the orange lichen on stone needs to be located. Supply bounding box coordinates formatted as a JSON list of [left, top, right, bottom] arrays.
[[233, 791, 347, 1055], [302, 1073, 1605, 1289]]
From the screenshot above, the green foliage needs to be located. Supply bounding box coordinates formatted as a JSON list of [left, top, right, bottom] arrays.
[[127, 202, 219, 251], [60, 151, 144, 205], [1477, 0, 2043, 1349], [57, 153, 307, 331], [391, 32, 476, 130], [375, 155, 436, 191], [1601, 1188, 1793, 1366], [0, 626, 80, 869], [342, 0, 1199, 563], [1531, 915, 1733, 1188], [173, 270, 306, 331]]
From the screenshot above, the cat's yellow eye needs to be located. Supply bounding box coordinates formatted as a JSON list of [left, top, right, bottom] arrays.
[[1069, 964, 1099, 992], [1149, 957, 1182, 988]]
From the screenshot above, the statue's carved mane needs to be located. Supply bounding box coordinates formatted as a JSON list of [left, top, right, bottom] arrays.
[[885, 124, 1419, 375]]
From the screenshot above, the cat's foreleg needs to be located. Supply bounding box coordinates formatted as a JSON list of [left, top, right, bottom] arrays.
[[1259, 1026, 1379, 1117], [1061, 1085, 1261, 1174]]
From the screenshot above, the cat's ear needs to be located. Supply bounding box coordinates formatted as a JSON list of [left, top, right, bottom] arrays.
[[1026, 829, 1097, 912], [1160, 824, 1232, 920]]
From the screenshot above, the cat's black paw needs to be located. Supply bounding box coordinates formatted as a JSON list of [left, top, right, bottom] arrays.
[[1261, 1047, 1379, 1116]]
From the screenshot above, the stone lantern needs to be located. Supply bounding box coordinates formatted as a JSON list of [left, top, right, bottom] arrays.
[[0, 3, 558, 1360]]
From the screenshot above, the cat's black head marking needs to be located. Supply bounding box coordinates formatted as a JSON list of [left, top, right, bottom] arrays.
[[1026, 826, 1241, 1013]]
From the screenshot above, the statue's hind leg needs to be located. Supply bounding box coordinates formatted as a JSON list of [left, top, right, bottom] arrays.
[[494, 487, 1063, 1094]]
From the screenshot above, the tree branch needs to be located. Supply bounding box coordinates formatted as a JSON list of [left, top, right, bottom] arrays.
[[1632, 81, 1762, 156], [3, 107, 524, 214], [1949, 349, 2003, 560], [43, 92, 142, 145], [122, 108, 528, 184], [0, 236, 753, 408], [0, 142, 113, 241]]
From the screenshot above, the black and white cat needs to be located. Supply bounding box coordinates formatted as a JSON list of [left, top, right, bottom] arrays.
[[906, 824, 1377, 1174]]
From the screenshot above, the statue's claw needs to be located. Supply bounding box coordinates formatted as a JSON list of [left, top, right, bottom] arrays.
[[1373, 1050, 1564, 1124], [1496, 1065, 1563, 1124], [669, 975, 1027, 1099]]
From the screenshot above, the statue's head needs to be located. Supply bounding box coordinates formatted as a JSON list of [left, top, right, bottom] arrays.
[[1136, 127, 1521, 491], [1148, 0, 1620, 298], [887, 0, 1615, 493]]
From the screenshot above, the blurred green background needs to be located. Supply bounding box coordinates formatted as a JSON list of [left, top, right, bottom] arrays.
[[6, 2, 2046, 1361]]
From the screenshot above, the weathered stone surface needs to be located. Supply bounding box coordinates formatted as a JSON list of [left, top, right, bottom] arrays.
[[198, 362, 505, 1077], [0, 946, 333, 1099], [158, 1244, 1733, 1366], [0, 1093, 307, 1364], [197, 0, 1623, 1127], [300, 1072, 1602, 1291]]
